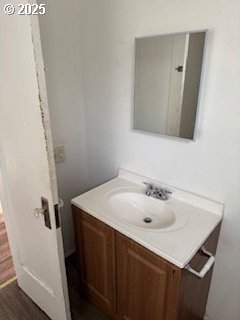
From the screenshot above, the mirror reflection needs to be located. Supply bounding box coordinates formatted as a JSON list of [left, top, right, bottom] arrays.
[[134, 31, 206, 139]]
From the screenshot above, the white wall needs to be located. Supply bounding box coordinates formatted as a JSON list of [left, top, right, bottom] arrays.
[[38, 0, 89, 256], [79, 1, 240, 320]]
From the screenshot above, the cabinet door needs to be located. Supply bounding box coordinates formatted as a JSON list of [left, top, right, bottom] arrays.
[[116, 233, 181, 320], [72, 207, 116, 318]]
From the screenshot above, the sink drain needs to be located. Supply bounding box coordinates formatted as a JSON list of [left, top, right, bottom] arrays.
[[143, 217, 152, 223]]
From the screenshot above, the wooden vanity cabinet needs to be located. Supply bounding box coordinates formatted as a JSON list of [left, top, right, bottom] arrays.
[[72, 206, 116, 319], [72, 205, 221, 320]]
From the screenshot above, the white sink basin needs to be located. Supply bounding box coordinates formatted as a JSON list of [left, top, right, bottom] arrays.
[[106, 188, 188, 231], [72, 170, 223, 267]]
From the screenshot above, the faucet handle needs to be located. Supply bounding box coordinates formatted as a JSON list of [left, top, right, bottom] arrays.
[[163, 188, 172, 194], [143, 181, 153, 188], [157, 187, 172, 200], [143, 182, 155, 190], [143, 182, 154, 196]]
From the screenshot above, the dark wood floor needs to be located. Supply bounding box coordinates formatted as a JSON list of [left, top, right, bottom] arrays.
[[0, 255, 107, 320], [0, 213, 15, 286]]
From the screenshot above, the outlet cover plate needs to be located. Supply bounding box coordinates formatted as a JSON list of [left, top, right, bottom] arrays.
[[54, 145, 65, 163]]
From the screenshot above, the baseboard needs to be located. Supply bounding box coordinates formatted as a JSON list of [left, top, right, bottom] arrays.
[[204, 315, 213, 320], [204, 313, 222, 320], [64, 247, 75, 258]]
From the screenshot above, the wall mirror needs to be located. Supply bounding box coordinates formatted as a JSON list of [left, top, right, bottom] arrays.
[[133, 31, 206, 139]]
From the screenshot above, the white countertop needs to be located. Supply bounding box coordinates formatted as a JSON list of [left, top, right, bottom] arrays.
[[71, 169, 223, 268]]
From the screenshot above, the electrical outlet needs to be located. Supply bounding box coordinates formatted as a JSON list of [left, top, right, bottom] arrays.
[[54, 145, 66, 163]]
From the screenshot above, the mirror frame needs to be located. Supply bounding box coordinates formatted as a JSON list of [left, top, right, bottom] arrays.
[[132, 29, 208, 141]]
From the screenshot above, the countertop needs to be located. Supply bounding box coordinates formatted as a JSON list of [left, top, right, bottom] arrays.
[[71, 169, 223, 268]]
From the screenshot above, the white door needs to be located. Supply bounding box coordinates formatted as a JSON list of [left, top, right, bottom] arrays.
[[0, 2, 71, 320]]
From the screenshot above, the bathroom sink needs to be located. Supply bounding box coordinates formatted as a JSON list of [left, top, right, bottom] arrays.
[[72, 169, 223, 267], [106, 188, 185, 231]]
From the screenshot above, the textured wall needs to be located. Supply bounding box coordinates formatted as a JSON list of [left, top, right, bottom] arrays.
[[79, 1, 240, 319]]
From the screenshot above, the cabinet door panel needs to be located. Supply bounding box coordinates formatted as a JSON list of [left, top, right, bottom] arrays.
[[72, 207, 116, 317], [123, 249, 167, 320], [116, 233, 181, 320]]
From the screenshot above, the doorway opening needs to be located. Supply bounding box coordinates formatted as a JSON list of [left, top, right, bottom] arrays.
[[0, 201, 16, 288]]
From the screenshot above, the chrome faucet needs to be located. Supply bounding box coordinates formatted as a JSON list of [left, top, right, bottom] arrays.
[[144, 182, 172, 201]]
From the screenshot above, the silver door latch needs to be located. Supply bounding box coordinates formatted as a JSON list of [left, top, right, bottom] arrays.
[[33, 197, 51, 229]]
